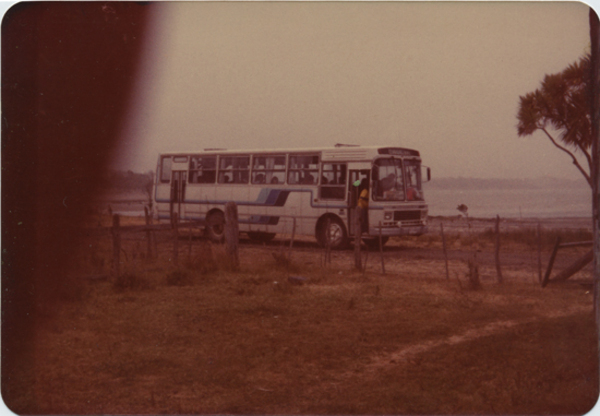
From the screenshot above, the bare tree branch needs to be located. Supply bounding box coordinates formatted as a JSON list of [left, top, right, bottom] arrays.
[[541, 127, 592, 187]]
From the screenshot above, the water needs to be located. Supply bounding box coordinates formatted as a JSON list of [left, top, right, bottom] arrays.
[[103, 186, 592, 220], [424, 186, 592, 219]]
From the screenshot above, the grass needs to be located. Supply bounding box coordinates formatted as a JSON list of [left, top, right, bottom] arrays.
[[26, 237, 599, 415], [12, 216, 597, 414], [408, 226, 593, 252]]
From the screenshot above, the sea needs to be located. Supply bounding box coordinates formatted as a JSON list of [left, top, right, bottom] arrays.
[[103, 182, 593, 220], [424, 186, 592, 219]]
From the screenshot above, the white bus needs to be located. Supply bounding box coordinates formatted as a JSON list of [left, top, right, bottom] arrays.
[[154, 145, 430, 248]]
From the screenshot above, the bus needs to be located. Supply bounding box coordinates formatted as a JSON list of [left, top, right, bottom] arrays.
[[154, 145, 430, 249]]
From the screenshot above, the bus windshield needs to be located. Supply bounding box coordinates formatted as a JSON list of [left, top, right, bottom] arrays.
[[373, 158, 405, 201], [404, 160, 424, 201], [373, 158, 424, 202]]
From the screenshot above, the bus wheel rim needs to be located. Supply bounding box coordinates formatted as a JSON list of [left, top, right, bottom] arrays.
[[328, 222, 343, 245]]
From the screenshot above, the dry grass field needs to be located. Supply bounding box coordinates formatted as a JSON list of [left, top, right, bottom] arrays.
[[14, 216, 600, 414]]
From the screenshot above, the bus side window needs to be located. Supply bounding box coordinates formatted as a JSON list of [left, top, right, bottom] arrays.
[[320, 163, 346, 200], [219, 156, 249, 184], [189, 156, 216, 184], [288, 154, 319, 185], [252, 155, 286, 185], [160, 156, 172, 183]]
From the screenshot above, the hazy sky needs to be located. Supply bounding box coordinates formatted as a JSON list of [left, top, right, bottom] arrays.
[[115, 1, 592, 180]]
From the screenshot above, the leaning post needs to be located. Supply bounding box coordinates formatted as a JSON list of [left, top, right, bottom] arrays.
[[542, 236, 562, 288]]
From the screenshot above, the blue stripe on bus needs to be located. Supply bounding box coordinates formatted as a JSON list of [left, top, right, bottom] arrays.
[[157, 188, 359, 210], [159, 213, 280, 225]]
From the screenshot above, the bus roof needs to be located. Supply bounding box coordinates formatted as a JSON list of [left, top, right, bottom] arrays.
[[159, 145, 420, 161]]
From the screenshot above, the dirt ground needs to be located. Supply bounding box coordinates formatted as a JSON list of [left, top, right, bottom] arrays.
[[5, 216, 599, 415]]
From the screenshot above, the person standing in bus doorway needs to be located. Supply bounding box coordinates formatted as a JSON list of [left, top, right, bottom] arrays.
[[357, 178, 369, 232]]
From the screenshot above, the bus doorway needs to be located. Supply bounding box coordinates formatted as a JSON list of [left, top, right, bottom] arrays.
[[348, 169, 370, 236], [170, 170, 187, 223]]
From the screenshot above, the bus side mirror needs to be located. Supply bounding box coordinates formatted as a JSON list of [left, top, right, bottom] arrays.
[[422, 166, 431, 182]]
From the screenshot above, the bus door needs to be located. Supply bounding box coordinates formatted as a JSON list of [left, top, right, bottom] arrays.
[[170, 170, 187, 223], [347, 169, 370, 236]]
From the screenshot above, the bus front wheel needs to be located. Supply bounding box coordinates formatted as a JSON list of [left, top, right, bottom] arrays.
[[205, 211, 225, 243], [318, 217, 348, 250]]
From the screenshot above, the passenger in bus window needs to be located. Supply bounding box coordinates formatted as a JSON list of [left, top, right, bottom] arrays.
[[302, 173, 314, 184], [407, 187, 421, 201]]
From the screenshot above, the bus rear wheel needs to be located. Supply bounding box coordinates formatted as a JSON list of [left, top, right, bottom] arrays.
[[318, 217, 348, 250], [247, 232, 276, 242], [205, 211, 225, 243]]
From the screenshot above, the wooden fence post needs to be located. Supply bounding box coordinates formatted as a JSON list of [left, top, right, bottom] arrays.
[[111, 214, 121, 278], [188, 225, 193, 261], [144, 206, 153, 260], [354, 207, 362, 271], [537, 222, 542, 283], [495, 215, 503, 284], [225, 202, 239, 270], [441, 222, 449, 280], [323, 218, 331, 266], [172, 212, 179, 266], [379, 221, 385, 274], [288, 217, 296, 261]]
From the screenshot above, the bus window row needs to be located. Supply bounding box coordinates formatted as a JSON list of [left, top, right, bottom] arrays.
[[162, 154, 348, 188]]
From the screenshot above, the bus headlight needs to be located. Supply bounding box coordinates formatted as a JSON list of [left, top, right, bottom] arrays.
[[384, 211, 393, 220]]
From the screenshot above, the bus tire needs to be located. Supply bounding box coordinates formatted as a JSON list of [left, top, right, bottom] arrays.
[[317, 216, 348, 250], [248, 232, 276, 242], [205, 210, 225, 243]]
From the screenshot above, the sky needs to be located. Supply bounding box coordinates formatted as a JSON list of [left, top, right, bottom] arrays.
[[113, 1, 595, 181]]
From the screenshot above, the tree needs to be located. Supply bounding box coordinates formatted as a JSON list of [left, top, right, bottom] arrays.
[[517, 54, 593, 187]]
